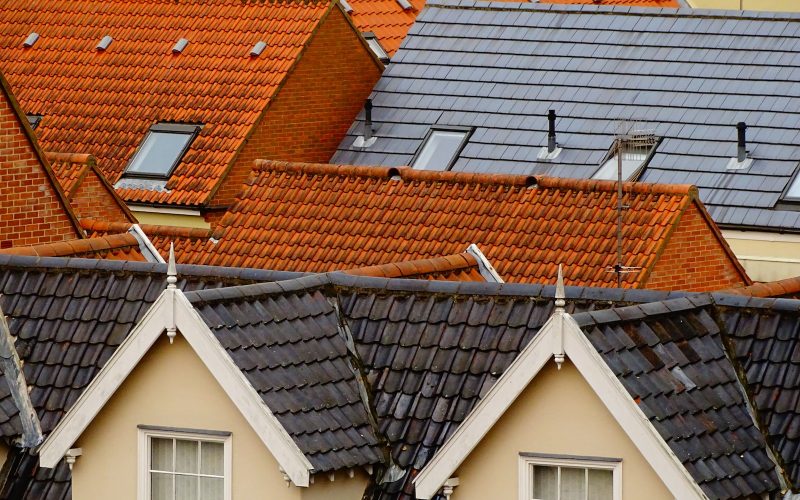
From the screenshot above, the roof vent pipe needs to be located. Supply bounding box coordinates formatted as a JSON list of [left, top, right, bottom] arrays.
[[547, 109, 557, 153], [736, 122, 747, 162], [250, 41, 267, 57], [364, 99, 373, 142], [23, 33, 39, 48], [96, 35, 113, 51], [172, 38, 189, 54]]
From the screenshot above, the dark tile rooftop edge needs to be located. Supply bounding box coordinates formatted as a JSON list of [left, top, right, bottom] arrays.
[[426, 0, 800, 20]]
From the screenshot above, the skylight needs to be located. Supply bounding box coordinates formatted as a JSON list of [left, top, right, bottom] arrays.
[[784, 171, 800, 201], [124, 123, 200, 178], [411, 128, 470, 171], [592, 134, 657, 181], [362, 33, 389, 64], [26, 114, 42, 130]]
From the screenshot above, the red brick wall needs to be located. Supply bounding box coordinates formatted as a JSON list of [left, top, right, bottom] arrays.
[[208, 7, 382, 213], [644, 203, 746, 292], [0, 91, 79, 248], [70, 167, 131, 223]]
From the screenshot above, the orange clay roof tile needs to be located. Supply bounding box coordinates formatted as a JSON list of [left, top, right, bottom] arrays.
[[166, 160, 700, 287], [345, 253, 485, 281], [0, 0, 333, 207], [719, 276, 800, 299], [0, 234, 146, 261]]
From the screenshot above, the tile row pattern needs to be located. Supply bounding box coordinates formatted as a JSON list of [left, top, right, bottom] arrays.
[[333, 0, 800, 231], [186, 160, 696, 287], [0, 0, 331, 206]]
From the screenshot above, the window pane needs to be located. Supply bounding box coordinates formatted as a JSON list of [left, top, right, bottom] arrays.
[[560, 467, 586, 500], [151, 438, 173, 472], [412, 131, 466, 170], [151, 472, 173, 500], [593, 155, 644, 181], [532, 465, 557, 500], [176, 440, 199, 473], [200, 477, 224, 500], [201, 442, 224, 475], [588, 469, 613, 500], [787, 175, 800, 199], [127, 131, 193, 176], [176, 475, 198, 500]]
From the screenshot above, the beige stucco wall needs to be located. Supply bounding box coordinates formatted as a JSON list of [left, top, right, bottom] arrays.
[[69, 333, 366, 500], [131, 210, 210, 229], [452, 360, 672, 500], [723, 230, 800, 282], [688, 0, 800, 11]]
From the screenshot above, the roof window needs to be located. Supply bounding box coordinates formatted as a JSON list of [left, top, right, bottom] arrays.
[[26, 114, 42, 130], [22, 33, 39, 48], [123, 123, 201, 179], [783, 170, 800, 202], [411, 127, 472, 171], [362, 33, 389, 64], [592, 133, 658, 181]]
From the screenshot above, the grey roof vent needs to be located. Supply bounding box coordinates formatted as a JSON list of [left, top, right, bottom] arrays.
[[96, 35, 113, 51], [395, 0, 413, 10], [726, 122, 753, 170], [249, 41, 267, 58], [22, 32, 39, 48], [353, 99, 377, 148], [172, 38, 189, 54], [340, 0, 354, 13], [537, 109, 562, 160]]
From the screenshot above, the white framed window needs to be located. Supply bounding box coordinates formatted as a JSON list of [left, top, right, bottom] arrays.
[[518, 453, 622, 500], [138, 426, 232, 500], [411, 127, 472, 171]]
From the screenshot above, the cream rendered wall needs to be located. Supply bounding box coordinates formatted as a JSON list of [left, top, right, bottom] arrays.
[[687, 0, 800, 11], [722, 230, 800, 282], [131, 210, 210, 229], [452, 361, 672, 500], [69, 334, 365, 500]]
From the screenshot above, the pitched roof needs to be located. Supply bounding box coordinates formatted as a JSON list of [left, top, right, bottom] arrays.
[[46, 152, 136, 223], [81, 219, 212, 261], [720, 275, 800, 299], [332, 1, 800, 232], [0, 0, 339, 207], [345, 252, 485, 281], [184, 160, 735, 288], [0, 70, 83, 247], [0, 258, 797, 498], [0, 234, 146, 261]]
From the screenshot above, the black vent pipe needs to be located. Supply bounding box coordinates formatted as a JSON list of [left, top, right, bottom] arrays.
[[364, 99, 373, 142], [547, 109, 557, 153], [737, 122, 747, 162]]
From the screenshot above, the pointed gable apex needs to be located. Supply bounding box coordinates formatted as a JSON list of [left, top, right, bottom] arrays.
[[37, 287, 313, 486], [413, 305, 707, 499]]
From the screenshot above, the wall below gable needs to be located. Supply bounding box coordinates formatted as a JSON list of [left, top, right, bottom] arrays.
[[451, 360, 672, 500], [208, 7, 383, 215], [644, 203, 747, 292]]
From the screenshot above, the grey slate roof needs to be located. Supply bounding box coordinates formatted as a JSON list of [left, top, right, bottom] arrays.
[[332, 1, 800, 231], [575, 297, 781, 498], [189, 288, 384, 472]]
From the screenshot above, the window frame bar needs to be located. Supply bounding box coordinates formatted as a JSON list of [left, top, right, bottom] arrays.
[[780, 166, 800, 203], [123, 122, 201, 180], [518, 453, 622, 500], [138, 426, 232, 500], [592, 136, 662, 182], [410, 126, 473, 172]]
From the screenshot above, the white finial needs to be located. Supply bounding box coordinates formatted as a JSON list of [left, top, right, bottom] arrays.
[[554, 264, 565, 311], [166, 243, 177, 290]]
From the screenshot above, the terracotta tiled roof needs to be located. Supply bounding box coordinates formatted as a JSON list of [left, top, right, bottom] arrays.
[[0, 0, 336, 207], [0, 234, 146, 261], [177, 160, 722, 288], [345, 252, 485, 281], [46, 152, 137, 223], [81, 219, 211, 262], [540, 0, 678, 5], [719, 276, 800, 299]]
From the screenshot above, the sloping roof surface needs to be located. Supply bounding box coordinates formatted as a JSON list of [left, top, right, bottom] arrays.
[[182, 161, 700, 287], [575, 298, 780, 498], [0, 0, 332, 207], [0, 234, 146, 261], [332, 1, 800, 232], [190, 288, 383, 471]]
